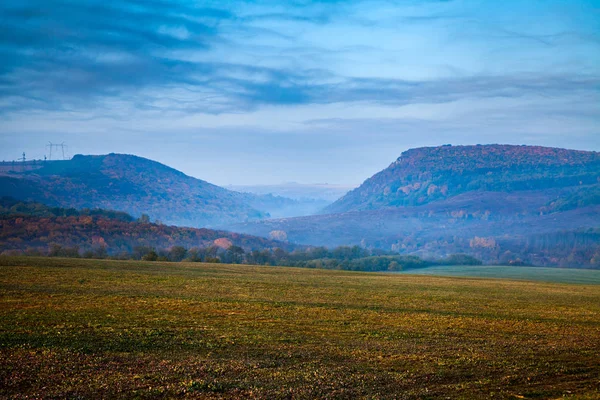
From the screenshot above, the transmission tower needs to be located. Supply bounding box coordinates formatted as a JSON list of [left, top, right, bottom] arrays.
[[46, 142, 68, 160], [19, 152, 26, 172]]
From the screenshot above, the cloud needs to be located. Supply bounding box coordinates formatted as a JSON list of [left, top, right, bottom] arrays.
[[1, 0, 599, 186], [0, 0, 598, 118]]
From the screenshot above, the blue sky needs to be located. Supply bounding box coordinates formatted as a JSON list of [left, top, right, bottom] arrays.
[[1, 0, 599, 185]]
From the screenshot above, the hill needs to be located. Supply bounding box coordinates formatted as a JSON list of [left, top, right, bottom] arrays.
[[231, 145, 600, 267], [228, 182, 353, 202], [0, 197, 297, 258], [0, 153, 297, 227], [228, 182, 354, 216], [325, 144, 600, 213], [231, 191, 600, 267], [1, 197, 483, 269]]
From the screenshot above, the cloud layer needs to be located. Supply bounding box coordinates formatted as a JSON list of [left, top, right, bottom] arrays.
[[1, 0, 599, 184]]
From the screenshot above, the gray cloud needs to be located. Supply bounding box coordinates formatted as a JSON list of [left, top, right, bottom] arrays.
[[1, 0, 599, 117], [1, 0, 598, 186]]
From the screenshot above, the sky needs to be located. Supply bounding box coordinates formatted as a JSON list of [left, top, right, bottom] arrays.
[[1, 0, 599, 185]]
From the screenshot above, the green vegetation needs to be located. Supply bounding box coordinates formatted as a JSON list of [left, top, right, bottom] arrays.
[[1, 256, 599, 398], [545, 185, 600, 212], [397, 265, 600, 285], [280, 252, 481, 271]]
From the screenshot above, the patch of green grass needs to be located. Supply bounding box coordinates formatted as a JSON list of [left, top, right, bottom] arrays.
[[1, 256, 599, 399], [396, 265, 600, 284]]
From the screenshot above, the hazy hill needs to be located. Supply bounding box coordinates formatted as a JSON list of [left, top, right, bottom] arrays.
[[0, 154, 296, 227], [228, 182, 354, 202], [227, 182, 354, 217], [325, 144, 600, 213], [231, 145, 600, 267], [0, 197, 296, 256]]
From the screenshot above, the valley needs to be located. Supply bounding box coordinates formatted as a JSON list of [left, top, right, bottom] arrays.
[[3, 2, 598, 398], [1, 144, 599, 268]]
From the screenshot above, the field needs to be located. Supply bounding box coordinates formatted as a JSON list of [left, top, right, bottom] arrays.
[[395, 265, 600, 285], [1, 257, 599, 399]]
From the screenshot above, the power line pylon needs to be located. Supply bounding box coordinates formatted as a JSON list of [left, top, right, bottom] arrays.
[[19, 152, 26, 172], [46, 142, 68, 160]]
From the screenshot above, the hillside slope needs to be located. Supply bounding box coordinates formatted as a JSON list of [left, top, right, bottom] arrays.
[[325, 144, 600, 213], [0, 197, 296, 257], [232, 145, 600, 267], [232, 191, 600, 267], [0, 154, 277, 227]]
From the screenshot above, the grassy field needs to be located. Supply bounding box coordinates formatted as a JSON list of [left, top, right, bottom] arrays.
[[1, 256, 599, 399], [396, 265, 600, 285]]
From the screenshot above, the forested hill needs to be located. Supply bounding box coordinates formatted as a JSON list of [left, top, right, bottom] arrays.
[[0, 153, 289, 227], [325, 145, 600, 213], [0, 197, 296, 257]]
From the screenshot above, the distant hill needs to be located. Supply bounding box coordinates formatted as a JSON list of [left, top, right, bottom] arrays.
[[0, 154, 296, 227], [228, 182, 354, 202], [325, 144, 600, 213], [226, 182, 355, 218], [0, 197, 296, 257], [232, 192, 600, 268], [232, 145, 600, 267]]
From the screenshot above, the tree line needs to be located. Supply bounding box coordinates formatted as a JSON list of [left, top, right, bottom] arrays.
[[27, 243, 482, 272]]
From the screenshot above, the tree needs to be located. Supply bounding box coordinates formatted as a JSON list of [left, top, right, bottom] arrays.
[[186, 248, 203, 262], [225, 245, 245, 264], [133, 246, 153, 260], [388, 261, 401, 271], [142, 250, 158, 261], [169, 246, 187, 262]]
